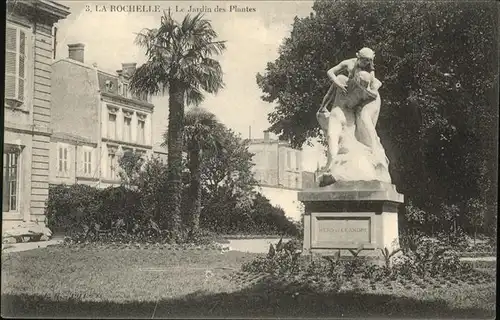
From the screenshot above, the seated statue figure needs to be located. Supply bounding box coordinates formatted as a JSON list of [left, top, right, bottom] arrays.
[[316, 47, 391, 185]]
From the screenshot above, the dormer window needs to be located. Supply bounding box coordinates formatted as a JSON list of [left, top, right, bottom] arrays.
[[122, 83, 129, 98], [105, 80, 114, 92]]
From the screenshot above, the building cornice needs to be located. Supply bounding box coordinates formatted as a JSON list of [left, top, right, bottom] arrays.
[[102, 138, 153, 150], [4, 123, 52, 137], [76, 176, 100, 182], [11, 0, 70, 23], [101, 91, 154, 112], [33, 0, 71, 20], [51, 133, 98, 147]]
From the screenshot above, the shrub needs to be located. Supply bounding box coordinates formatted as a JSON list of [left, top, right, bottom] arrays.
[[397, 232, 465, 278], [201, 192, 301, 237], [242, 237, 302, 275], [46, 184, 179, 244]]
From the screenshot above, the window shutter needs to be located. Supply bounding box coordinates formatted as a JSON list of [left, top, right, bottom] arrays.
[[19, 31, 25, 55], [58, 147, 62, 171], [3, 153, 10, 212], [64, 148, 68, 171], [5, 45, 17, 98], [6, 27, 16, 51], [5, 75, 16, 98], [5, 26, 28, 102]]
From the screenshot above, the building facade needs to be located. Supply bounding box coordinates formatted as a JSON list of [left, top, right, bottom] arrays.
[[50, 44, 155, 187], [3, 0, 70, 230], [248, 131, 303, 190], [247, 131, 304, 221]]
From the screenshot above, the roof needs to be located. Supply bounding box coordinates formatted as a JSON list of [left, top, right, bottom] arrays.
[[53, 58, 154, 109]]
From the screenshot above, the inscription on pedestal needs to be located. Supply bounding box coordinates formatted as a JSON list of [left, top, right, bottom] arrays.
[[311, 213, 372, 247]]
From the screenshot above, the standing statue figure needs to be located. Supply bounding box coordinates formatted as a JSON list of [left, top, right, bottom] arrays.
[[316, 47, 391, 185]]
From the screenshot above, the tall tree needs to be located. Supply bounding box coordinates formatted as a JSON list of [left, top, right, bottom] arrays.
[[196, 126, 257, 233], [130, 12, 226, 233], [172, 107, 223, 235], [201, 128, 257, 200]]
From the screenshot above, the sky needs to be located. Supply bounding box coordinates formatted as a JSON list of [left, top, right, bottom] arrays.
[[56, 0, 324, 171]]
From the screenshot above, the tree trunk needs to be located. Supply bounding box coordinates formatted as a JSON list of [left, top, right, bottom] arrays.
[[164, 82, 185, 235], [188, 145, 202, 235]]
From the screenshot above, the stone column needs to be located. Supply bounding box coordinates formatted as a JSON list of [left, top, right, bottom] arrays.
[[131, 112, 138, 143]]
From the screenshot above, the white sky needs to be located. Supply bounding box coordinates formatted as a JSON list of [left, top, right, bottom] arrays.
[[56, 0, 324, 171]]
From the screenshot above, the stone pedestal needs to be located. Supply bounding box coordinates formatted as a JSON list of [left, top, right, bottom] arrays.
[[299, 180, 404, 261]]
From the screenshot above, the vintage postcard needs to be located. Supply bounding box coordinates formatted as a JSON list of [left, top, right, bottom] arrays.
[[3, 0, 498, 318]]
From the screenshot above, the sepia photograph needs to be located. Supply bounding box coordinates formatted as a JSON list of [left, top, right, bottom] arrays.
[[2, 0, 498, 318]]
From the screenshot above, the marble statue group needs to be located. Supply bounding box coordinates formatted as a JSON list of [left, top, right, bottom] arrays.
[[316, 47, 392, 185]]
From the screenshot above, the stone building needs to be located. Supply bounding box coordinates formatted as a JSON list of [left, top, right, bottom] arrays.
[[247, 131, 304, 221], [247, 131, 303, 190], [50, 44, 159, 187], [3, 0, 70, 232]]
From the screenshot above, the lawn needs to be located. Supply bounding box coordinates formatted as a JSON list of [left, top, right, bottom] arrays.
[[1, 245, 496, 319]]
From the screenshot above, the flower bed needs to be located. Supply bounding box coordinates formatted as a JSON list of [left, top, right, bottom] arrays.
[[238, 238, 496, 293]]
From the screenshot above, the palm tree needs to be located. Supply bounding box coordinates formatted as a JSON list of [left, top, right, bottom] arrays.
[[129, 12, 225, 234], [164, 107, 223, 235]]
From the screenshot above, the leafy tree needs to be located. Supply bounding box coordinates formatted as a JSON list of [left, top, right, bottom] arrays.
[[198, 126, 258, 233], [465, 198, 487, 244], [118, 150, 145, 188], [201, 127, 257, 206], [249, 193, 301, 236], [257, 0, 498, 230], [118, 155, 170, 223], [130, 12, 226, 233]]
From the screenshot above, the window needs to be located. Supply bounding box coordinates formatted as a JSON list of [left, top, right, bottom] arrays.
[[135, 92, 148, 101], [137, 119, 145, 144], [108, 113, 117, 139], [287, 151, 292, 169], [3, 147, 20, 212], [5, 24, 28, 104], [108, 151, 117, 179], [57, 145, 69, 174], [295, 152, 300, 171], [123, 116, 132, 142], [83, 149, 92, 175]]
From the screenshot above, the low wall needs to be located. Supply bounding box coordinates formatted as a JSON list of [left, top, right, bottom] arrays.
[[227, 238, 292, 253], [253, 185, 302, 222]]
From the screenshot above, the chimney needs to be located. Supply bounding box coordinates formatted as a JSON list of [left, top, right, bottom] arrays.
[[68, 43, 85, 63], [264, 131, 270, 141], [122, 63, 137, 77]]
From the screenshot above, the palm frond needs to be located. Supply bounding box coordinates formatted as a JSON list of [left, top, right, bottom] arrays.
[[129, 60, 170, 96], [185, 86, 205, 106], [133, 11, 226, 107]]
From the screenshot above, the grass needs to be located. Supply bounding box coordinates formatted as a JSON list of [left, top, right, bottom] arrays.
[[1, 245, 497, 318]]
